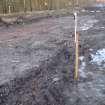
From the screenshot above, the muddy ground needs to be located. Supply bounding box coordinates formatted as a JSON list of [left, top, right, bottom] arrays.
[[0, 8, 105, 105]]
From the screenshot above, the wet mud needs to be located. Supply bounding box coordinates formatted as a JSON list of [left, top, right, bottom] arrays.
[[0, 7, 105, 105]]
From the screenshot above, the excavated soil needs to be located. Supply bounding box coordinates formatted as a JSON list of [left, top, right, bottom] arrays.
[[0, 7, 105, 105]]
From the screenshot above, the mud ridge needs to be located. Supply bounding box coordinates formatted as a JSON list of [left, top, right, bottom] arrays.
[[0, 42, 73, 105]]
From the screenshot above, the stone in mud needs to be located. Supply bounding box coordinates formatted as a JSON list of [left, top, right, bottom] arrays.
[[86, 72, 94, 81]]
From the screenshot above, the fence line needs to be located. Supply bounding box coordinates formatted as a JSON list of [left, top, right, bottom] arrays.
[[0, 0, 95, 14]]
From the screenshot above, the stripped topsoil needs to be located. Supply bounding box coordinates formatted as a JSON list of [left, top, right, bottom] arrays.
[[0, 43, 72, 105], [0, 8, 105, 105]]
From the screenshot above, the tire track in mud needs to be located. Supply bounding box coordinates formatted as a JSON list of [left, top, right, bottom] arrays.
[[1, 11, 105, 105], [0, 42, 74, 105]]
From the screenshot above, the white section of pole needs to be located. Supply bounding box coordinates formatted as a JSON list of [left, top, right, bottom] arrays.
[[74, 12, 77, 43]]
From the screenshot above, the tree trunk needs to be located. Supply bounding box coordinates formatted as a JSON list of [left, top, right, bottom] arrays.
[[24, 0, 26, 12], [30, 0, 32, 11]]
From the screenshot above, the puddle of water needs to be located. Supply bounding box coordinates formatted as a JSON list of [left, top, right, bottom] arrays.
[[79, 56, 87, 78], [79, 56, 84, 61], [80, 24, 92, 31], [80, 20, 98, 31], [91, 48, 105, 67]]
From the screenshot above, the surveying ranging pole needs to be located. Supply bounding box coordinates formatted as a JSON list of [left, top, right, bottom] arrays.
[[74, 12, 79, 80], [74, 12, 77, 43]]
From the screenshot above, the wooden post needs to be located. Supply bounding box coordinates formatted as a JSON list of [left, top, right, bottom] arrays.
[[74, 32, 79, 80]]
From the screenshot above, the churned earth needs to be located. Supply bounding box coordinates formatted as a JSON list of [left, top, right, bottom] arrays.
[[0, 7, 105, 105]]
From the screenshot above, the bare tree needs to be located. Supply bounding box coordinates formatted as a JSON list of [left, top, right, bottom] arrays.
[[29, 0, 32, 11], [23, 0, 26, 12], [72, 0, 75, 11]]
